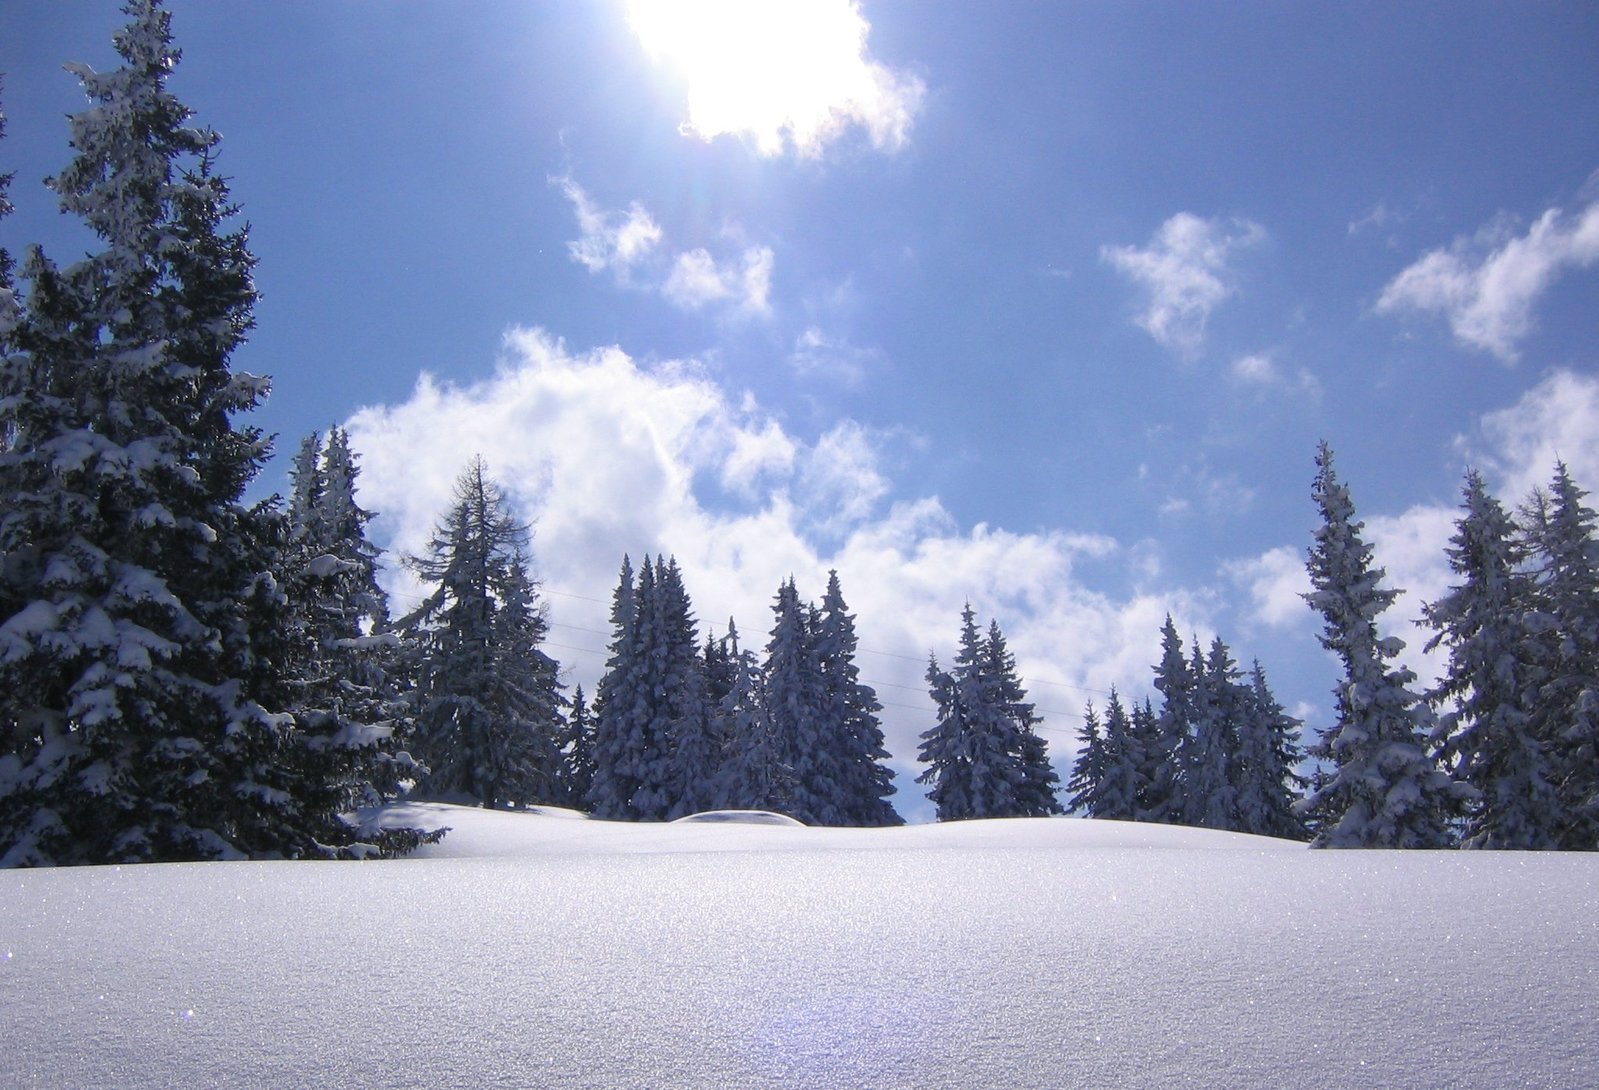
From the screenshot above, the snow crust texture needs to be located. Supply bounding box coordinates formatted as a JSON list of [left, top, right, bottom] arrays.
[[1, 809, 1594, 1089]]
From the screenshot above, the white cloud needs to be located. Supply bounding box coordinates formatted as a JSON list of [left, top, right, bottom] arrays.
[[1159, 464, 1257, 522], [1101, 213, 1266, 358], [553, 176, 662, 281], [1231, 353, 1322, 399], [789, 326, 878, 387], [662, 246, 774, 315], [1465, 369, 1599, 502], [626, 0, 924, 159], [1224, 546, 1310, 631], [344, 328, 1214, 812], [555, 179, 773, 317], [1376, 199, 1599, 361]]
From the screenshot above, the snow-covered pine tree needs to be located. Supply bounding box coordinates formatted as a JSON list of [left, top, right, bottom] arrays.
[[1067, 703, 1107, 816], [1423, 470, 1561, 849], [711, 620, 791, 812], [401, 458, 562, 809], [1146, 616, 1194, 824], [1521, 464, 1599, 849], [656, 557, 717, 819], [1183, 637, 1243, 831], [813, 571, 900, 826], [982, 618, 1062, 816], [918, 606, 1059, 820], [587, 555, 708, 820], [1233, 661, 1308, 840], [1299, 442, 1458, 848], [559, 684, 596, 810], [919, 648, 975, 821], [1095, 689, 1144, 820], [279, 428, 419, 810], [587, 556, 649, 819], [1130, 697, 1164, 818], [0, 2, 402, 864], [763, 577, 830, 823]]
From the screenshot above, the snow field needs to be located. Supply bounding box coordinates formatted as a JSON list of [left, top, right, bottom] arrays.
[[1, 806, 1593, 1089]]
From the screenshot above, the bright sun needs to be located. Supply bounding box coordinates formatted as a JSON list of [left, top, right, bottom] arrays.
[[624, 0, 920, 157]]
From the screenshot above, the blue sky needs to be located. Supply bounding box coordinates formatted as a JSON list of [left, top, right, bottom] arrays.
[[6, 1, 1599, 818]]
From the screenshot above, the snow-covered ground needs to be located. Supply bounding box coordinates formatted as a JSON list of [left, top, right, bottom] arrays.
[[2, 806, 1593, 1089]]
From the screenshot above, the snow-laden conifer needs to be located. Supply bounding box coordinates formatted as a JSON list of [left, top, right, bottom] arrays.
[[813, 571, 900, 826], [918, 606, 1059, 820], [1145, 617, 1193, 823], [1183, 638, 1243, 831], [1423, 471, 1561, 848], [0, 2, 391, 863], [587, 557, 648, 818], [560, 684, 597, 810], [400, 458, 562, 809], [656, 557, 717, 819], [711, 620, 791, 812], [1521, 464, 1599, 848], [1233, 661, 1308, 840], [1067, 703, 1107, 816], [277, 428, 421, 817], [1299, 443, 1457, 848], [763, 578, 830, 823]]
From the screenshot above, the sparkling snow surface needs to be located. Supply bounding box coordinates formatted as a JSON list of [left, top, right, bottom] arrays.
[[2, 806, 1594, 1089]]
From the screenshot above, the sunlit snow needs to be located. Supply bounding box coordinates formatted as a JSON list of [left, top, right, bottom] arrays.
[[1, 805, 1593, 1089]]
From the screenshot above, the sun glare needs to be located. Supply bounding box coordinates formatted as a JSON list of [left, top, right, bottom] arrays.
[[625, 0, 920, 157]]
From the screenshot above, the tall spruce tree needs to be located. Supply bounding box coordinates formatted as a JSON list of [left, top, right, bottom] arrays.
[[587, 556, 651, 819], [1522, 464, 1599, 848], [1423, 470, 1560, 849], [711, 620, 791, 812], [401, 458, 562, 809], [1067, 703, 1107, 817], [1184, 637, 1243, 831], [1146, 617, 1194, 824], [656, 557, 717, 819], [280, 428, 418, 808], [1300, 443, 1457, 848], [588, 555, 708, 820], [763, 577, 830, 823], [813, 571, 900, 826], [0, 2, 404, 864], [1233, 661, 1308, 840]]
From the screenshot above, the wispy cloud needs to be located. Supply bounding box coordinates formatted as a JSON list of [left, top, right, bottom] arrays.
[[1101, 213, 1266, 358], [1230, 353, 1322, 399], [789, 326, 878, 387], [555, 179, 772, 318], [626, 0, 924, 159], [552, 175, 662, 282], [662, 246, 774, 316], [1376, 197, 1599, 361]]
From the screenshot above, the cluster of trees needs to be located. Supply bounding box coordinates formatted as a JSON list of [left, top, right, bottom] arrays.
[[1067, 619, 1306, 840], [586, 561, 900, 825], [917, 606, 1062, 821], [0, 3, 438, 864], [1300, 444, 1599, 850]]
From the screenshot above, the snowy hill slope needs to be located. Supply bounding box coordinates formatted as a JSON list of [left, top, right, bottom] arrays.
[[2, 807, 1593, 1089]]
